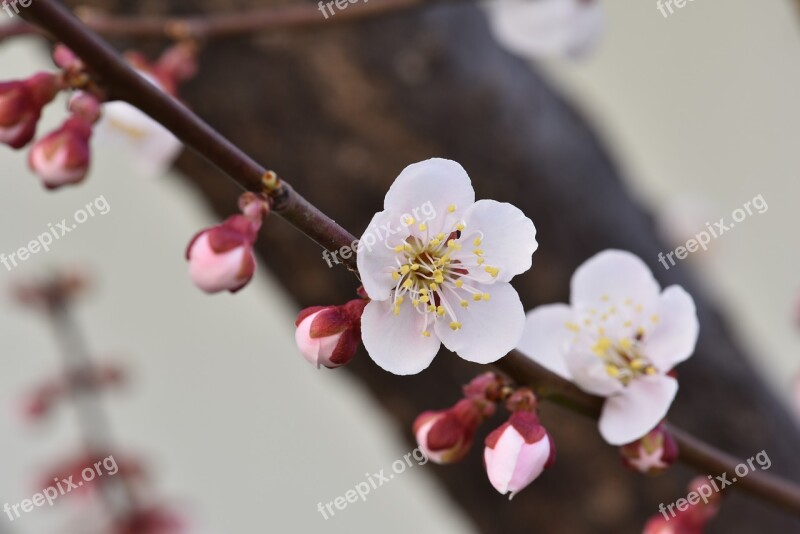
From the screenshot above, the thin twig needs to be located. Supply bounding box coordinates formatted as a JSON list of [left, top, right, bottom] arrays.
[[20, 0, 800, 518]]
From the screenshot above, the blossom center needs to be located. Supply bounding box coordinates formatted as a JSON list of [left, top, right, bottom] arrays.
[[565, 295, 661, 385], [386, 205, 501, 337]]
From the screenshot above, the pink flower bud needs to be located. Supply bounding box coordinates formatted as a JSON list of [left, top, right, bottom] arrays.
[[53, 45, 81, 70], [0, 73, 60, 149], [620, 422, 678, 475], [295, 299, 367, 369], [28, 116, 93, 189], [484, 411, 555, 499], [414, 398, 488, 464], [68, 92, 103, 124], [186, 215, 260, 294]]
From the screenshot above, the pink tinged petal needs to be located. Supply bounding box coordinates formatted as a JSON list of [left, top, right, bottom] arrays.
[[360, 299, 441, 375], [485, 0, 605, 60], [295, 311, 346, 368], [434, 282, 525, 364], [570, 249, 661, 310], [564, 350, 623, 396], [187, 233, 254, 294], [456, 199, 537, 283], [599, 375, 679, 446], [642, 286, 699, 371], [484, 414, 551, 499], [383, 158, 475, 220], [517, 304, 573, 380], [356, 209, 411, 301]]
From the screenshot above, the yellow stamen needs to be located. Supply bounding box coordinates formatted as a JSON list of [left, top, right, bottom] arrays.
[[449, 321, 462, 331]]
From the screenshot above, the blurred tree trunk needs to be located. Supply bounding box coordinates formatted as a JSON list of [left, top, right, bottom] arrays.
[[71, 0, 800, 531]]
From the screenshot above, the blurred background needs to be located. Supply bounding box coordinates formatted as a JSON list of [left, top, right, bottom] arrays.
[[1, 0, 799, 532]]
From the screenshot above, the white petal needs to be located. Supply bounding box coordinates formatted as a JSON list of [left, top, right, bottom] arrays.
[[570, 250, 661, 310], [384, 158, 475, 222], [484, 0, 605, 60], [95, 102, 183, 177], [456, 199, 537, 283], [434, 282, 524, 364], [356, 210, 411, 301], [599, 375, 678, 446], [564, 350, 623, 397], [361, 300, 441, 375], [517, 304, 573, 380], [642, 286, 699, 371]]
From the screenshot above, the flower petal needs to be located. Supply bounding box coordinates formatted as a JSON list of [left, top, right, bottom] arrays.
[[642, 286, 699, 371], [361, 299, 441, 375], [598, 375, 678, 446], [517, 304, 573, 380], [570, 249, 660, 311], [455, 199, 537, 283], [356, 210, 411, 301], [564, 350, 623, 396], [434, 282, 525, 364], [484, 0, 605, 60], [384, 158, 475, 222]]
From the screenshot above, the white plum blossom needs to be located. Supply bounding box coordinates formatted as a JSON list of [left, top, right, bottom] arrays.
[[484, 0, 604, 60], [357, 158, 537, 375], [517, 249, 699, 445], [93, 72, 182, 177]]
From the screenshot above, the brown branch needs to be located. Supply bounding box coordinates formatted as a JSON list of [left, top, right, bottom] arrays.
[[1, 0, 430, 43], [20, 0, 800, 519]]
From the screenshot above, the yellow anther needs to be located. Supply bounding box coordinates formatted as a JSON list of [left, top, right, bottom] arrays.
[[449, 321, 462, 331], [437, 233, 446, 240], [436, 306, 445, 316], [419, 287, 428, 295], [422, 331, 431, 337], [583, 319, 591, 326], [484, 266, 500, 278], [391, 271, 400, 281], [473, 249, 484, 256], [429, 238, 441, 247], [592, 337, 612, 355], [400, 265, 410, 275], [455, 280, 464, 288], [473, 294, 483, 302], [473, 237, 482, 246], [598, 327, 606, 336], [477, 258, 485, 265], [623, 320, 632, 327], [412, 299, 419, 307], [396, 296, 405, 305], [434, 273, 444, 284], [393, 244, 405, 252], [447, 239, 456, 248], [565, 322, 580, 333], [419, 296, 430, 304], [429, 283, 439, 291], [402, 279, 413, 289], [636, 326, 646, 337], [393, 305, 401, 316], [651, 314, 660, 323], [456, 223, 465, 231], [410, 263, 421, 271], [427, 304, 436, 312], [601, 294, 610, 302], [645, 367, 657, 375], [460, 300, 469, 308], [482, 293, 490, 301], [635, 304, 644, 313], [448, 204, 456, 213], [619, 338, 632, 350], [418, 223, 428, 232], [404, 216, 415, 225], [606, 365, 620, 377], [630, 358, 646, 371]]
